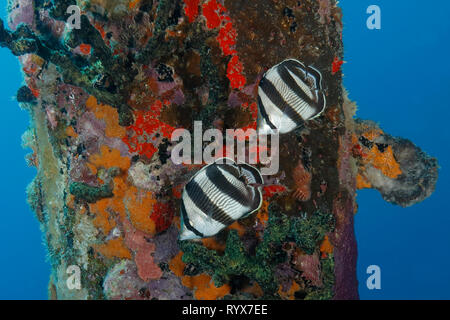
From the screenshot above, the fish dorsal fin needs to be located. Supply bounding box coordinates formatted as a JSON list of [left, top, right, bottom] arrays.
[[214, 157, 237, 166], [241, 185, 263, 219]]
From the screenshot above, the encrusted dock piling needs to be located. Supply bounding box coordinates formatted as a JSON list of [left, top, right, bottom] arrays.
[[1, 0, 437, 300]]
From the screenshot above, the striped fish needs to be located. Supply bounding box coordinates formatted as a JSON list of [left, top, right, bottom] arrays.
[[179, 158, 263, 240], [257, 59, 326, 135]]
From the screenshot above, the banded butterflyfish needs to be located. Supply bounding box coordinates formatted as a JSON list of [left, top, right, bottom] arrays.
[[179, 158, 263, 240], [257, 58, 326, 135]]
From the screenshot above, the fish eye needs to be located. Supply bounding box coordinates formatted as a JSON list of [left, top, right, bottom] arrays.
[[238, 174, 249, 185]]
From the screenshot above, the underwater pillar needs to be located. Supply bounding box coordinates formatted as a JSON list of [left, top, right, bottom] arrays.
[[2, 0, 437, 300]]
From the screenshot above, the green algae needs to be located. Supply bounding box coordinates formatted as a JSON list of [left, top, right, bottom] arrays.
[[49, 0, 78, 21], [180, 229, 280, 297], [65, 16, 114, 70], [305, 255, 335, 300], [82, 249, 111, 300], [180, 203, 335, 298], [0, 21, 37, 55], [69, 181, 113, 203], [291, 210, 335, 255]]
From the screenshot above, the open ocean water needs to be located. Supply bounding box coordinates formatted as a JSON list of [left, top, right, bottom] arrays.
[[0, 1, 448, 299]]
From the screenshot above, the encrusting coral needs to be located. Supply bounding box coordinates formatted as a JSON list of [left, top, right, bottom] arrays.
[[353, 119, 438, 207], [0, 0, 437, 300]]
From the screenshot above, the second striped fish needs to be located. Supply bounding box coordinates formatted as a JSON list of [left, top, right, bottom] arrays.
[[257, 59, 326, 135]]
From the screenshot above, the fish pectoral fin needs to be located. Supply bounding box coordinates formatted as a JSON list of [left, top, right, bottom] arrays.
[[240, 206, 260, 220], [179, 227, 201, 241]]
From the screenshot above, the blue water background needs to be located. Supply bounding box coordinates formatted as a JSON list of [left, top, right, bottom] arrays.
[[341, 0, 450, 299], [0, 1, 449, 299], [0, 3, 49, 299]]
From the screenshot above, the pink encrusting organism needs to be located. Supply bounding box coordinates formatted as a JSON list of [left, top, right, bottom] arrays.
[[292, 160, 312, 202]]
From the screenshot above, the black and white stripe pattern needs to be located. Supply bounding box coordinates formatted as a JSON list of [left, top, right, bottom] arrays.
[[179, 158, 263, 240], [257, 59, 326, 135]]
